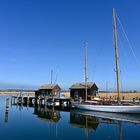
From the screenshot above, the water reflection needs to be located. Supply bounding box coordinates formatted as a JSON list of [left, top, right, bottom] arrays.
[[4, 98, 9, 123], [70, 110, 99, 131], [71, 109, 140, 124], [34, 106, 61, 123], [2, 95, 140, 140], [70, 110, 100, 140], [70, 110, 120, 140], [70, 109, 140, 140]]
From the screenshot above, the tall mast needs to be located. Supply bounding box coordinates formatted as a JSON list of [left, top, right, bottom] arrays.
[[113, 8, 121, 100], [51, 69, 53, 84], [84, 42, 88, 101]]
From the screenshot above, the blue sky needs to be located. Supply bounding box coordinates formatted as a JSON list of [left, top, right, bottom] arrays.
[[0, 0, 140, 91]]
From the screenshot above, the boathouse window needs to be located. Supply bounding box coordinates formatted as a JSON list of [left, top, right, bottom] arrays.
[[46, 91, 49, 95], [74, 91, 79, 99], [42, 90, 45, 94]]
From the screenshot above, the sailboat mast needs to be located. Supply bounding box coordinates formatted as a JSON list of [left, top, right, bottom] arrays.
[[84, 42, 88, 101], [113, 8, 121, 100], [51, 69, 53, 84]]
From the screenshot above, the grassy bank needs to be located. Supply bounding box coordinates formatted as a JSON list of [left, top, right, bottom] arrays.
[[62, 91, 140, 100], [1, 91, 140, 100], [99, 92, 140, 100], [0, 91, 35, 95]]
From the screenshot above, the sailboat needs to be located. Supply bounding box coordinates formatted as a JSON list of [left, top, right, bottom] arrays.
[[72, 8, 140, 114]]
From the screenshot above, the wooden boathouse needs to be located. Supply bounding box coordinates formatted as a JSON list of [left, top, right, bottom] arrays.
[[70, 82, 98, 101], [11, 83, 71, 107], [35, 84, 61, 99]]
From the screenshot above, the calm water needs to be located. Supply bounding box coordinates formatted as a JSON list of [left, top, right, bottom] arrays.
[[0, 95, 140, 140]]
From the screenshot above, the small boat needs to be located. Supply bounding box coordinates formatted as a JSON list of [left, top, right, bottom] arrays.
[[72, 8, 140, 114]]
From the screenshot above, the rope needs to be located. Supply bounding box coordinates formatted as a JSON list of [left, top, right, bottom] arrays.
[[116, 13, 140, 69]]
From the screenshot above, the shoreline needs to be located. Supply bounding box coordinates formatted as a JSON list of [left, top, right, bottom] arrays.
[[1, 91, 140, 100], [0, 91, 35, 95]]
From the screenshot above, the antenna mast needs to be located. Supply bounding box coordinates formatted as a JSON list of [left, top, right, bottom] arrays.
[[84, 42, 88, 101], [113, 8, 121, 101]]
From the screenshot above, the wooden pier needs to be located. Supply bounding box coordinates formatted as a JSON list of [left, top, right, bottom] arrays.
[[11, 95, 71, 108]]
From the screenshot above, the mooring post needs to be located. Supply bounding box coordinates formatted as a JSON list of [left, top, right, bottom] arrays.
[[67, 100, 70, 107], [10, 96, 13, 106], [38, 102, 41, 112], [27, 95, 30, 107], [13, 97, 14, 104], [35, 97, 38, 107], [59, 100, 62, 107], [16, 94, 18, 105], [44, 95, 47, 107], [39, 95, 42, 106]]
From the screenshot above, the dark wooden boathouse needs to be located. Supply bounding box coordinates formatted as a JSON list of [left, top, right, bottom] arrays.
[[70, 82, 98, 101], [35, 84, 61, 98]]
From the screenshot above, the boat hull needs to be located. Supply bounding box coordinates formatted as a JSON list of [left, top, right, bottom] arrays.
[[72, 103, 140, 114]]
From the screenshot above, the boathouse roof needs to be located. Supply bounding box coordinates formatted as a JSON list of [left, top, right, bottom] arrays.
[[39, 84, 61, 90], [70, 82, 98, 89]]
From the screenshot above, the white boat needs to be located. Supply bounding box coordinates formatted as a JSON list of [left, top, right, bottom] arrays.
[[73, 103, 140, 114], [72, 8, 140, 114]]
